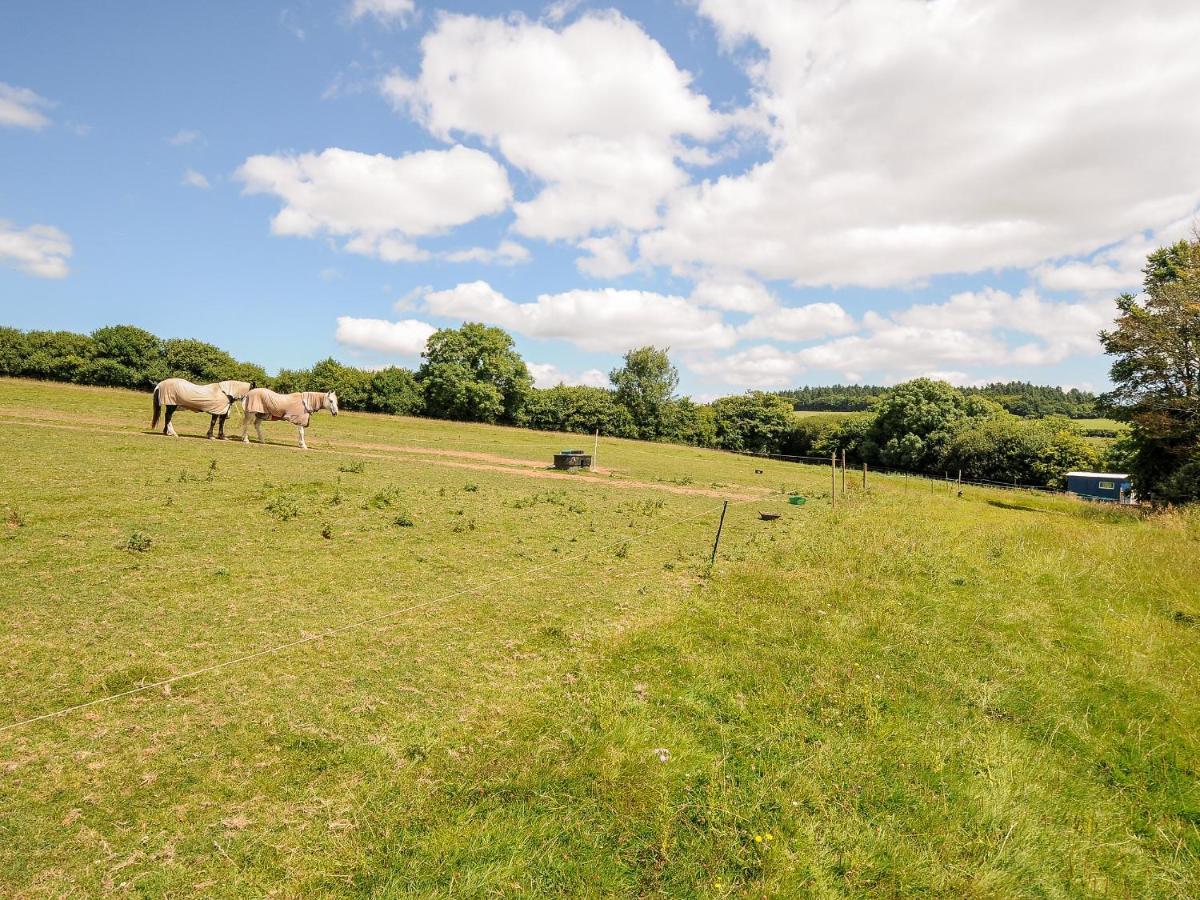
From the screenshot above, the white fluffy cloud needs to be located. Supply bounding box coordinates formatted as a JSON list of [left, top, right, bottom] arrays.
[[424, 280, 737, 352], [636, 0, 1200, 287], [790, 288, 1112, 380], [335, 315, 436, 355], [738, 302, 856, 342], [576, 233, 635, 278], [181, 169, 210, 190], [527, 362, 609, 389], [688, 345, 805, 389], [238, 146, 510, 261], [684, 285, 1115, 386], [348, 0, 414, 26], [0, 83, 53, 130], [383, 11, 725, 241], [443, 240, 530, 265], [689, 271, 777, 314], [1034, 215, 1196, 294], [167, 129, 201, 146], [0, 220, 71, 278]]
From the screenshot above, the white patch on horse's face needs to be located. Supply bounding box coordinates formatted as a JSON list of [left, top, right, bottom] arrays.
[[328, 392, 339, 416]]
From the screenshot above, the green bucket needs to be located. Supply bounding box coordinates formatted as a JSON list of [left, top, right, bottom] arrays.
[[787, 494, 806, 506]]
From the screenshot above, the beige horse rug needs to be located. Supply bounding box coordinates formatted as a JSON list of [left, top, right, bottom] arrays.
[[243, 389, 330, 428], [155, 378, 252, 414]]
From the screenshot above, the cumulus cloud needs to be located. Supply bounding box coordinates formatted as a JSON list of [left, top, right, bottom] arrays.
[[443, 240, 530, 265], [335, 315, 436, 355], [576, 233, 636, 278], [237, 146, 510, 260], [1034, 214, 1197, 293], [167, 129, 201, 146], [738, 302, 856, 342], [0, 220, 72, 278], [0, 83, 53, 130], [688, 345, 806, 389], [424, 280, 738, 352], [688, 271, 777, 314], [181, 169, 210, 189], [786, 288, 1113, 381], [635, 0, 1200, 288], [348, 0, 414, 26], [527, 362, 609, 389], [683, 284, 1115, 386], [383, 11, 726, 241]]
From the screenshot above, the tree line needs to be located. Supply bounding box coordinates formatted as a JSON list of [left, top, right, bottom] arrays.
[[777, 381, 1099, 418], [0, 321, 1112, 490], [1, 232, 1195, 500]]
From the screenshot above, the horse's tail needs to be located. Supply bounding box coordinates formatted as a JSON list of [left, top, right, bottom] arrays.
[[151, 385, 162, 429]]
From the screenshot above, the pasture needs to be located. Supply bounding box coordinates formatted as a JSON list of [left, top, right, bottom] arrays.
[[1, 379, 1197, 897]]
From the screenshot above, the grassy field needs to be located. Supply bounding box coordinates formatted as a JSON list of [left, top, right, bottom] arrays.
[[1, 378, 1197, 897], [1071, 418, 1127, 432]]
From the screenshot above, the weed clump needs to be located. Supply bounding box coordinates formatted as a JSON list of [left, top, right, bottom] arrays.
[[463, 483, 480, 493], [266, 494, 301, 521], [124, 530, 152, 552], [393, 514, 415, 528], [6, 508, 25, 528], [366, 487, 403, 509], [321, 523, 334, 540], [338, 460, 366, 474]]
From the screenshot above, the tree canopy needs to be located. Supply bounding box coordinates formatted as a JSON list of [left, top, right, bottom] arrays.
[[1101, 233, 1200, 502], [609, 346, 679, 441], [418, 322, 533, 424]]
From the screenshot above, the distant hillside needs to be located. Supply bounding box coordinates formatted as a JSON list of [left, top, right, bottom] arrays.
[[777, 381, 1099, 418]]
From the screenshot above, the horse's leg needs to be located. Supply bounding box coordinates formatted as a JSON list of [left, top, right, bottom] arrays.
[[255, 416, 266, 444], [206, 414, 216, 440], [298, 425, 307, 450], [241, 413, 250, 443], [164, 405, 178, 436], [217, 413, 228, 440]]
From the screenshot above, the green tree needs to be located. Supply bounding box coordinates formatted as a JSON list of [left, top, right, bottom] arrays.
[[418, 323, 532, 424], [710, 392, 796, 453], [366, 367, 424, 415], [661, 398, 717, 448], [518, 385, 637, 438], [163, 338, 240, 384], [1100, 234, 1200, 502], [609, 346, 678, 441], [22, 330, 98, 382], [91, 325, 165, 387], [941, 415, 1096, 487], [865, 378, 1001, 471]]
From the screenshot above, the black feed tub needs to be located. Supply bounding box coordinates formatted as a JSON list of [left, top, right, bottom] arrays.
[[553, 450, 593, 470]]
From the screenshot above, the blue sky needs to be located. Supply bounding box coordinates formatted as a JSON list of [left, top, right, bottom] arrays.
[[2, 0, 1198, 398]]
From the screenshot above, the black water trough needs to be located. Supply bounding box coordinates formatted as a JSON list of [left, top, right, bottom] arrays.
[[553, 449, 593, 470]]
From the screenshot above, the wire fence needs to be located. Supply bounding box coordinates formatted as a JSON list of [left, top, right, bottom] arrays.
[[0, 495, 772, 736], [729, 448, 1071, 496]]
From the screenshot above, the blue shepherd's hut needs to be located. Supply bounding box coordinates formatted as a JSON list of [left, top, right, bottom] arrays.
[[1066, 471, 1132, 503]]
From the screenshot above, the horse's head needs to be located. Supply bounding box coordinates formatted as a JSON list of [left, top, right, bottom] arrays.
[[327, 391, 339, 416]]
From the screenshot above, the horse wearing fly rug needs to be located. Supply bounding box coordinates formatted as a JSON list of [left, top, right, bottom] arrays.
[[152, 378, 253, 439], [241, 388, 338, 449]]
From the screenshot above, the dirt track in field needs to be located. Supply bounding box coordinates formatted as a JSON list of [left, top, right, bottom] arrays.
[[0, 414, 768, 502]]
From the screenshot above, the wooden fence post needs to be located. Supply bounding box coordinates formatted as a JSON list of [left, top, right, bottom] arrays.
[[710, 500, 729, 566], [831, 452, 836, 508], [841, 449, 847, 494]]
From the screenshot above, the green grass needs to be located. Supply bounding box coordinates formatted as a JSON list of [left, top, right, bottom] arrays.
[[1, 379, 1198, 896], [1070, 418, 1127, 431]]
